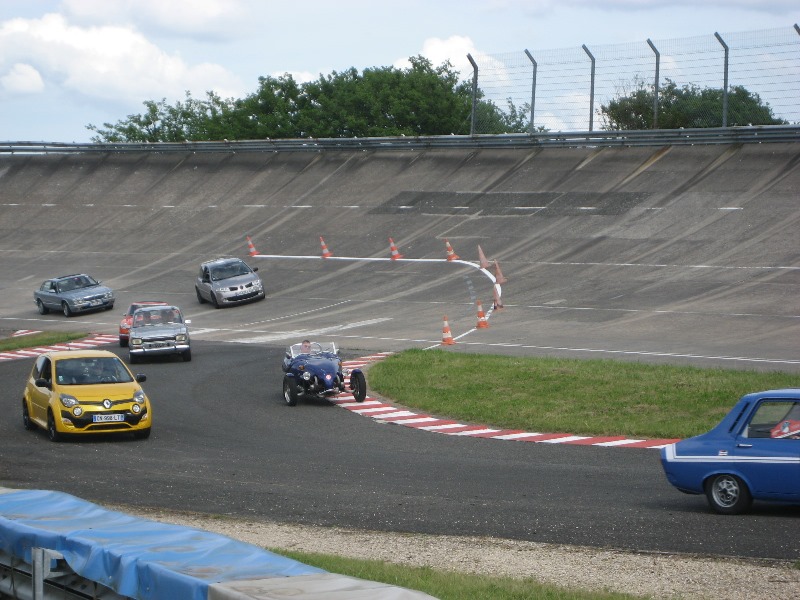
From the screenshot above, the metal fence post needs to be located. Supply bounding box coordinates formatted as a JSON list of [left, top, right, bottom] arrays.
[[582, 44, 595, 131], [714, 32, 729, 127], [467, 54, 479, 136], [524, 50, 537, 134], [647, 39, 660, 129]]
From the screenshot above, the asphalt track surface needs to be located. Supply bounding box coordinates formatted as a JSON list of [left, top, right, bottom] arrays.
[[0, 145, 798, 562]]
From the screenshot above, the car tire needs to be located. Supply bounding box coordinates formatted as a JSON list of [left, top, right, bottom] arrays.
[[36, 299, 49, 315], [283, 375, 298, 406], [211, 293, 221, 309], [22, 400, 36, 430], [62, 302, 73, 317], [119, 337, 128, 348], [351, 371, 367, 402], [182, 349, 192, 362], [196, 287, 205, 304], [134, 428, 151, 440], [47, 410, 62, 442], [705, 473, 752, 515], [129, 353, 140, 364]]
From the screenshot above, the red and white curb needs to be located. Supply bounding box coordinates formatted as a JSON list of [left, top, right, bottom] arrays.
[[338, 354, 679, 450], [0, 333, 118, 362]]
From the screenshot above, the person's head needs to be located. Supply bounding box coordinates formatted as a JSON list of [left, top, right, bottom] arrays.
[[300, 339, 311, 352]]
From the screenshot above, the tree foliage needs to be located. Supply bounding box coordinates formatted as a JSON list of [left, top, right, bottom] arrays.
[[600, 78, 786, 130], [87, 57, 530, 142]]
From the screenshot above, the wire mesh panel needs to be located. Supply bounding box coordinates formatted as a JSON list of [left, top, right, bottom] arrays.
[[469, 27, 799, 133]]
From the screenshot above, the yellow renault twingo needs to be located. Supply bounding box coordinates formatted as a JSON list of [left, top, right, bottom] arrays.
[[22, 349, 152, 441]]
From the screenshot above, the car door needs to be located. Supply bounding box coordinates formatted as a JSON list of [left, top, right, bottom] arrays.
[[28, 355, 54, 424], [729, 399, 800, 498], [196, 267, 211, 300], [38, 281, 59, 309]]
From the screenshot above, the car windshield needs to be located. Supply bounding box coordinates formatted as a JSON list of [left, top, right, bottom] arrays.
[[209, 262, 250, 281], [55, 357, 134, 385], [132, 307, 183, 326], [57, 275, 98, 293], [127, 303, 165, 316], [290, 341, 337, 358]]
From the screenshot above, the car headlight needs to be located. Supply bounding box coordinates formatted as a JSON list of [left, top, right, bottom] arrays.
[[176, 334, 187, 342], [132, 403, 141, 414], [302, 371, 312, 381], [342, 367, 351, 376], [60, 393, 79, 408], [103, 291, 113, 299], [130, 338, 142, 346], [254, 280, 263, 290], [73, 407, 83, 417], [134, 390, 145, 404]]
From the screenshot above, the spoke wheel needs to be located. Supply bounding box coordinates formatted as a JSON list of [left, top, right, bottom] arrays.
[[351, 371, 367, 402], [705, 473, 752, 515], [283, 375, 298, 406], [22, 400, 36, 430], [47, 411, 63, 442], [62, 302, 73, 317]]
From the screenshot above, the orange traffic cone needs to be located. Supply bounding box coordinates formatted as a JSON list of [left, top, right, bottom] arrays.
[[445, 239, 460, 261], [320, 236, 333, 258], [441, 315, 456, 345], [477, 245, 490, 269], [493, 286, 504, 310], [494, 260, 507, 284], [246, 236, 258, 257], [389, 238, 404, 260], [476, 300, 489, 328]]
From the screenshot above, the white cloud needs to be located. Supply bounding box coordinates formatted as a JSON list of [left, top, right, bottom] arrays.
[[62, 0, 247, 40], [1, 63, 44, 93], [0, 13, 244, 103]]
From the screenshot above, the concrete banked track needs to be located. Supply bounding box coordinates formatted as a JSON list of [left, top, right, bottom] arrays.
[[0, 143, 798, 369]]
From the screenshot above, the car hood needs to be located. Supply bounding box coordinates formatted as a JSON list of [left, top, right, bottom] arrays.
[[130, 324, 188, 339], [61, 382, 143, 402], [212, 274, 260, 288], [58, 286, 112, 300]]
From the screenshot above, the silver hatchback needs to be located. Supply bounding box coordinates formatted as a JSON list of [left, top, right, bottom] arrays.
[[195, 258, 265, 308]]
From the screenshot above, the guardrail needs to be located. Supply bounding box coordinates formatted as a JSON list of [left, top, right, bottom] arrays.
[[1, 125, 798, 155]]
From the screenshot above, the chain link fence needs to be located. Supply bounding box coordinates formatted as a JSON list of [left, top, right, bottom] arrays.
[[468, 26, 800, 134]]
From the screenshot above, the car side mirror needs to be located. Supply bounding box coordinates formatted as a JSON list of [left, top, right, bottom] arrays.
[[135, 374, 147, 383], [35, 378, 51, 390], [253, 267, 259, 272]]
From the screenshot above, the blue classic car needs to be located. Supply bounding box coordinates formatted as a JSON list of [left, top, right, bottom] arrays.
[[281, 341, 366, 406], [34, 274, 115, 317], [661, 389, 800, 514]]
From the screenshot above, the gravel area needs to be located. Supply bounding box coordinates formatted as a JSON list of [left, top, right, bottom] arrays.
[[110, 505, 799, 600]]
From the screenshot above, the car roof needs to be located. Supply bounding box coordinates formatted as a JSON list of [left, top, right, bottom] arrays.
[[200, 257, 245, 267], [41, 349, 118, 360], [51, 273, 90, 281]]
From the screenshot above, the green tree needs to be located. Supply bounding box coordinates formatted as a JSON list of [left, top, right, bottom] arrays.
[[88, 57, 524, 142], [600, 78, 786, 130]]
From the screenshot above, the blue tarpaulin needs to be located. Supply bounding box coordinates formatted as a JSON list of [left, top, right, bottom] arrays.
[[0, 488, 433, 600]]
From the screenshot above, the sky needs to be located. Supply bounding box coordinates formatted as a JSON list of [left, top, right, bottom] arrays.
[[0, 0, 796, 142]]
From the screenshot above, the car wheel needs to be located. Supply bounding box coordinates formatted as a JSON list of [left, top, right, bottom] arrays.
[[119, 337, 128, 348], [351, 371, 367, 402], [62, 302, 73, 317], [36, 299, 49, 315], [129, 353, 140, 364], [134, 428, 151, 440], [22, 400, 36, 430], [182, 349, 192, 362], [211, 293, 221, 309], [705, 474, 752, 515], [47, 410, 62, 442], [196, 287, 205, 304], [283, 375, 298, 406]]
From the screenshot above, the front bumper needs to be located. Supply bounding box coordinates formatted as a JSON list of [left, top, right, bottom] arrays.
[[130, 342, 190, 356], [219, 288, 265, 304]]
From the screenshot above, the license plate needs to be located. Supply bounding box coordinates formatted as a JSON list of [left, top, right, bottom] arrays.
[[89, 300, 102, 306], [93, 414, 124, 423]]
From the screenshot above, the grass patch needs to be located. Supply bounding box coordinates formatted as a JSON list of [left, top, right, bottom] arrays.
[[368, 350, 800, 439], [0, 331, 89, 352], [276, 549, 636, 600]]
